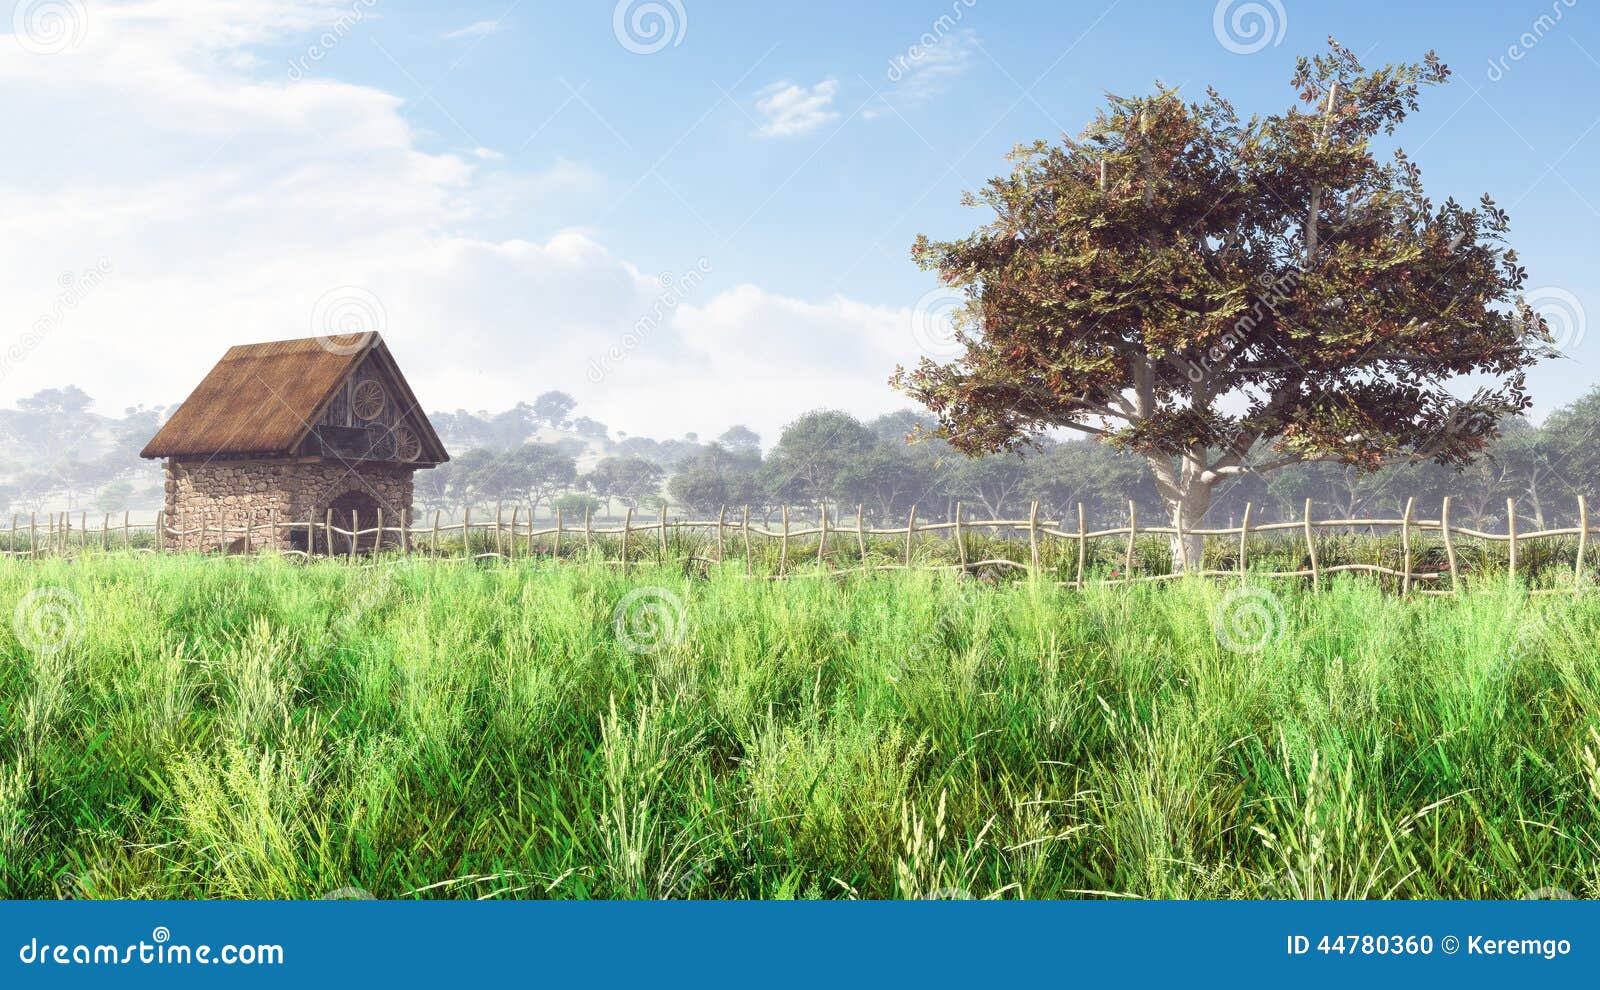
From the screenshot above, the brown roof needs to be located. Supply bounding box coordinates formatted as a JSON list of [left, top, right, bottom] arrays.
[[140, 333, 447, 462]]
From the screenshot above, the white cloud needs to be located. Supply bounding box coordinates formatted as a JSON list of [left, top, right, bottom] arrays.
[[0, 1, 915, 448], [443, 19, 504, 41], [753, 79, 840, 138]]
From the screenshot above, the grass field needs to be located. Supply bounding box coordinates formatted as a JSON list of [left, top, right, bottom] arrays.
[[2, 554, 1599, 899]]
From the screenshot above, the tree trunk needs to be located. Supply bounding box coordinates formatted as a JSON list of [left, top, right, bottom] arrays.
[[1166, 487, 1211, 574]]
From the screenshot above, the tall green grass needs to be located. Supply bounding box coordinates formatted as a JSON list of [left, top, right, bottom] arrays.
[[1, 554, 1598, 899]]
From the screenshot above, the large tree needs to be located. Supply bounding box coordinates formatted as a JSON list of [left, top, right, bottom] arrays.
[[893, 42, 1548, 567]]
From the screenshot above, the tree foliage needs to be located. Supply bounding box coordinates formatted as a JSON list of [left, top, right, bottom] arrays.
[[892, 40, 1547, 563]]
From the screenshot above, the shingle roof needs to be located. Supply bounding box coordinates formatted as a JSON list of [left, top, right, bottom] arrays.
[[140, 334, 446, 462]]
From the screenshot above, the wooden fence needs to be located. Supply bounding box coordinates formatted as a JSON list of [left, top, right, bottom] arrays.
[[0, 496, 1593, 594]]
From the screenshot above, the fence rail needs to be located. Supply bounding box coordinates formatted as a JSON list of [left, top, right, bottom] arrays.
[[2, 495, 1594, 594]]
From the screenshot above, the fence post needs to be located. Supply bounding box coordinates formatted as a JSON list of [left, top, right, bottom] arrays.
[[954, 503, 966, 572], [1175, 500, 1188, 576], [269, 508, 278, 556], [716, 506, 726, 563], [123, 510, 130, 550], [323, 508, 332, 557], [1076, 503, 1087, 588], [742, 506, 752, 571], [1239, 502, 1251, 584], [856, 504, 867, 567], [1400, 497, 1416, 594], [508, 504, 519, 560], [462, 506, 471, 557], [1506, 498, 1518, 585], [779, 506, 790, 577], [554, 506, 563, 560], [199, 512, 207, 555], [1028, 500, 1041, 575], [375, 507, 384, 556], [585, 506, 593, 557], [156, 510, 164, 554], [430, 510, 439, 557], [817, 504, 828, 567], [400, 506, 410, 555], [905, 506, 917, 570], [1441, 496, 1458, 593], [81, 511, 87, 553], [100, 512, 108, 552], [1125, 501, 1138, 580], [1303, 499, 1320, 591], [7, 513, 13, 557], [621, 506, 632, 572], [658, 506, 669, 561], [30, 512, 37, 558], [1577, 495, 1590, 592], [349, 509, 359, 563]]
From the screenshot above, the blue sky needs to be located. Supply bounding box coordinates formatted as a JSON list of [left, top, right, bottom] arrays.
[[1, 0, 1595, 442]]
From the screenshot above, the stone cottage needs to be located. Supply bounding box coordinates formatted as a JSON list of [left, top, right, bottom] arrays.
[[141, 333, 449, 553]]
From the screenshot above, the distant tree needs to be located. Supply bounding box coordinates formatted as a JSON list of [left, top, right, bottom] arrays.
[[552, 491, 604, 518], [1539, 387, 1600, 518], [487, 403, 537, 448], [93, 480, 133, 511], [668, 445, 761, 513], [837, 441, 935, 522], [718, 425, 762, 456], [532, 391, 577, 429], [585, 456, 664, 512], [867, 410, 933, 443], [766, 410, 875, 509], [571, 416, 610, 441], [1022, 440, 1160, 522], [949, 456, 1029, 518], [894, 41, 1544, 568], [413, 460, 454, 512], [503, 443, 578, 517]]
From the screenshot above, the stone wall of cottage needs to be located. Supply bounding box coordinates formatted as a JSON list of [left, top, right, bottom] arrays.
[[162, 458, 415, 552]]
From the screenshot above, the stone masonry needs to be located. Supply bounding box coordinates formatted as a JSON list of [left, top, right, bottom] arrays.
[[162, 458, 414, 552]]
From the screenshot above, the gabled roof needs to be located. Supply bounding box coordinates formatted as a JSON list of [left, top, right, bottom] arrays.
[[140, 333, 448, 463]]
